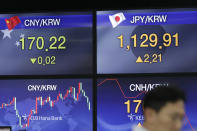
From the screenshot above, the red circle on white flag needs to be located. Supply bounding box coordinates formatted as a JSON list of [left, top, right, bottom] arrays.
[[115, 16, 120, 22]]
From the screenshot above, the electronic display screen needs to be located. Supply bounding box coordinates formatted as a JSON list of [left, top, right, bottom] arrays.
[[97, 77, 197, 131], [2, 8, 197, 131], [0, 12, 92, 75], [0, 79, 92, 131], [97, 8, 197, 74]]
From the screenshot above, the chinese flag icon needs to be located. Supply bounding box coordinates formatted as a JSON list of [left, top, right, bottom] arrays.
[[5, 16, 21, 30]]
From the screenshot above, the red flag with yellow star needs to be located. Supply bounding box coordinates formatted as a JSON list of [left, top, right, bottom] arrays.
[[5, 16, 21, 30]]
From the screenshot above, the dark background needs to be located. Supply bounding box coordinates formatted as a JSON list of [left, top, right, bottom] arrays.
[[1, 0, 197, 13]]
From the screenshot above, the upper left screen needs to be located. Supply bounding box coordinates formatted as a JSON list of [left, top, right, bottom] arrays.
[[0, 12, 93, 75]]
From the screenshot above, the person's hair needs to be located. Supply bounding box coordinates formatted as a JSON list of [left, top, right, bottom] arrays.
[[142, 85, 186, 113]]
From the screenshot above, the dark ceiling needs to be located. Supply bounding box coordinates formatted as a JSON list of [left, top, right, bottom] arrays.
[[1, 0, 197, 13]]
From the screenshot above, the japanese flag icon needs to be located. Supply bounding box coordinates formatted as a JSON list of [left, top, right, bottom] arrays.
[[109, 12, 126, 28]]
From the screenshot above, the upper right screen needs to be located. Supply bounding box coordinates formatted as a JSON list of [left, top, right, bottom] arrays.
[[97, 8, 197, 74]]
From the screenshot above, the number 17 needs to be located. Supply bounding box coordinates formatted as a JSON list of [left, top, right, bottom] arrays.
[[124, 100, 142, 113]]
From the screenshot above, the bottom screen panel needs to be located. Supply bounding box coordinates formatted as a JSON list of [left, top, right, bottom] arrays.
[[97, 77, 197, 131], [0, 79, 92, 131], [0, 126, 11, 131]]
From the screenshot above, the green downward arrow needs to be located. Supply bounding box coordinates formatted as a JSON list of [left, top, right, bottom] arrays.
[[30, 58, 37, 64]]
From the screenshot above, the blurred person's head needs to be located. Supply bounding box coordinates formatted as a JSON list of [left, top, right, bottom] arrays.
[[142, 85, 186, 131]]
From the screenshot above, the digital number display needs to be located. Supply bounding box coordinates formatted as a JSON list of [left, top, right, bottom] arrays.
[[0, 79, 92, 131], [97, 9, 197, 73], [0, 12, 92, 75], [97, 77, 197, 131], [20, 36, 66, 51]]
